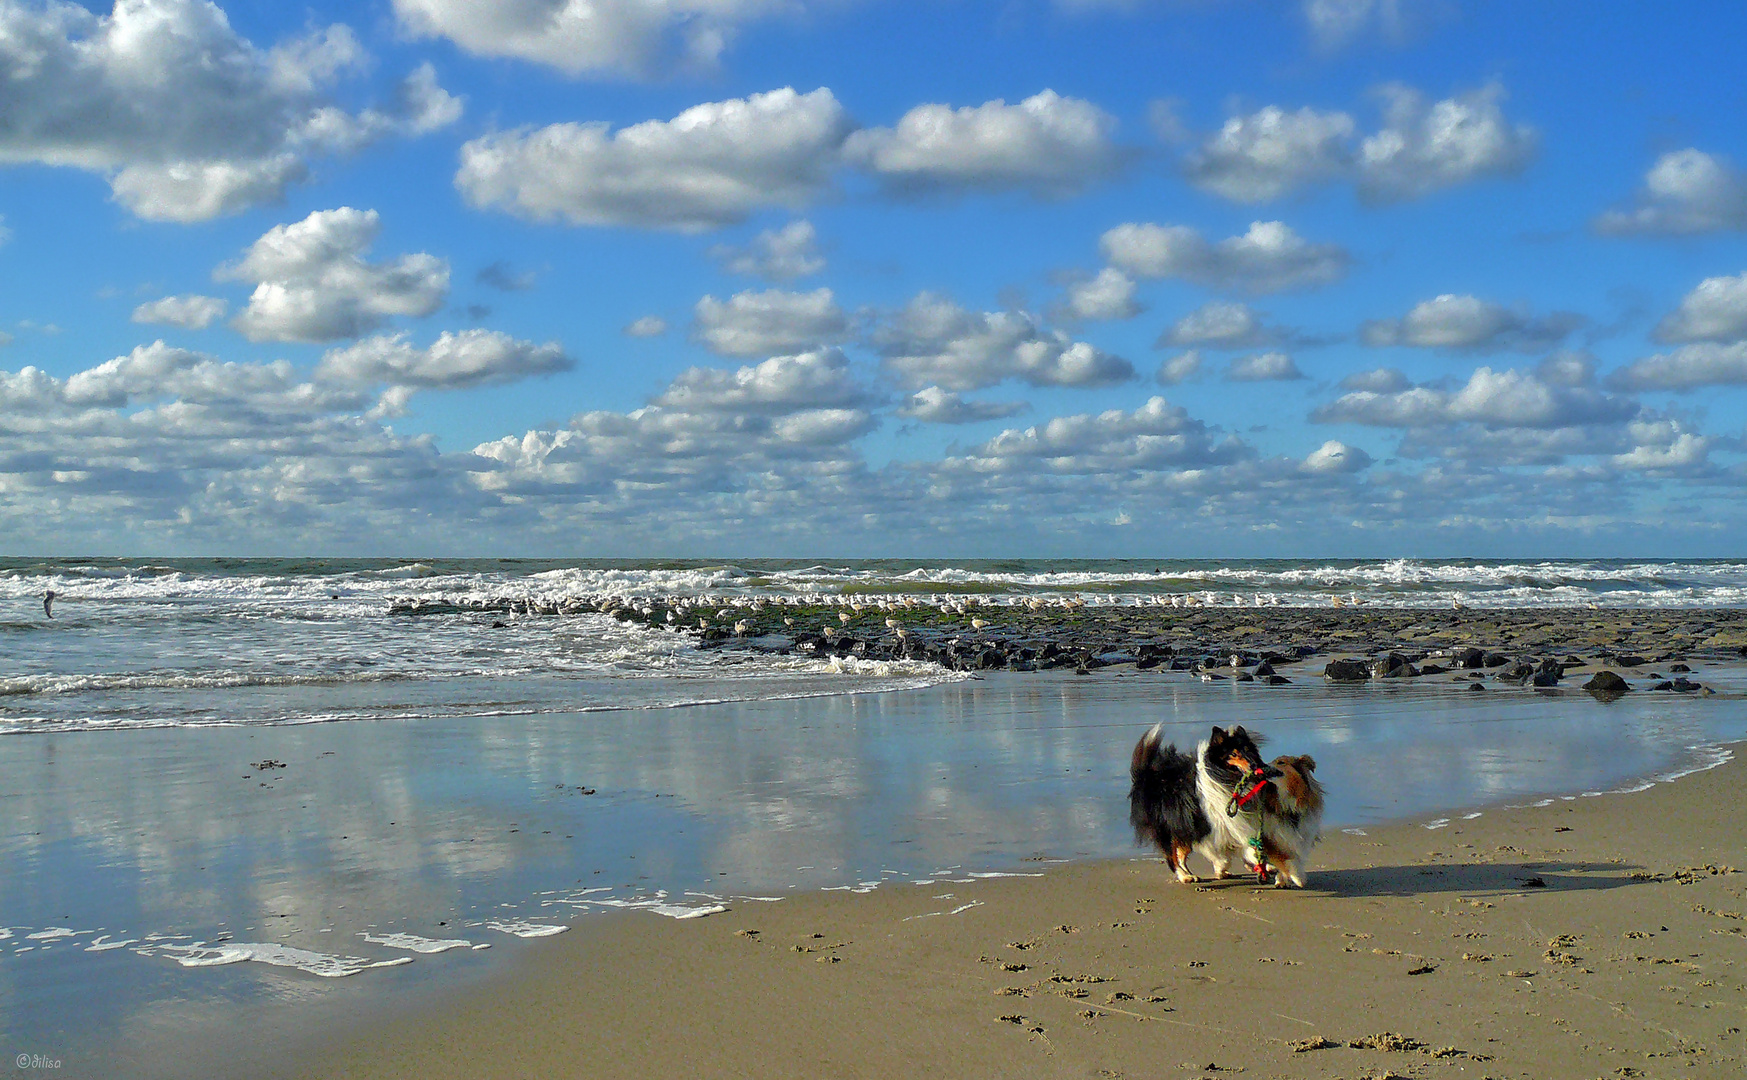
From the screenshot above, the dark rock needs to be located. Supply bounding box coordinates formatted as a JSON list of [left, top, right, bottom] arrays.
[[1582, 671, 1630, 699], [977, 648, 1008, 670], [1253, 661, 1276, 677], [1651, 681, 1674, 691], [1531, 670, 1560, 687], [1294, 645, 1320, 659], [1457, 647, 1487, 668], [1323, 659, 1370, 682], [1418, 663, 1447, 675], [1135, 655, 1162, 670], [1537, 657, 1561, 676], [1483, 652, 1509, 667], [1265, 675, 1292, 685], [1467, 682, 1486, 691], [1614, 655, 1647, 667], [1669, 662, 1691, 673], [1671, 677, 1701, 693], [1383, 663, 1419, 678], [1498, 662, 1534, 683], [1169, 658, 1195, 670], [1234, 672, 1255, 682]]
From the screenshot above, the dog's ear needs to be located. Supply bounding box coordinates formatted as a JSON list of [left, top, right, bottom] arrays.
[[1298, 755, 1317, 772], [1228, 724, 1247, 740], [1209, 725, 1226, 741]]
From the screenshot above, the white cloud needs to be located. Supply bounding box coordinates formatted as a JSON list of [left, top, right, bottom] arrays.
[[316, 330, 572, 389], [896, 386, 1027, 425], [1302, 0, 1415, 49], [131, 295, 228, 330], [1361, 294, 1581, 351], [1610, 427, 1712, 473], [1302, 438, 1371, 473], [623, 315, 668, 337], [0, 2, 459, 221], [1605, 342, 1747, 392], [1185, 105, 1355, 202], [654, 348, 870, 414], [1338, 367, 1410, 392], [1595, 149, 1747, 236], [1535, 350, 1596, 387], [692, 287, 848, 357], [1061, 268, 1141, 321], [391, 0, 799, 79], [1101, 220, 1350, 294], [1226, 351, 1304, 381], [455, 87, 850, 232], [1185, 82, 1533, 204], [1314, 366, 1638, 429], [477, 261, 538, 292], [950, 396, 1249, 475], [844, 90, 1120, 197], [1158, 301, 1293, 349], [222, 208, 449, 343], [1653, 272, 1747, 344], [1155, 350, 1203, 385], [710, 220, 825, 281], [1356, 83, 1534, 203], [876, 293, 1134, 391]]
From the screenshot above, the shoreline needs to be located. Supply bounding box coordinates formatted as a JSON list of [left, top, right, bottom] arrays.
[[278, 738, 1747, 1080]]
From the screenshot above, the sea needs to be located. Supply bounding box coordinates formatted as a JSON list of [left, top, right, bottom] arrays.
[[3, 557, 1746, 1077]]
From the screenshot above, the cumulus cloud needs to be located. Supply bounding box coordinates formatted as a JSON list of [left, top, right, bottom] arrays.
[[691, 287, 848, 357], [455, 87, 850, 232], [1595, 149, 1747, 236], [1606, 343, 1747, 392], [950, 396, 1249, 476], [1360, 294, 1582, 352], [0, 2, 460, 221], [623, 315, 668, 337], [1158, 302, 1297, 349], [1154, 351, 1203, 385], [1101, 220, 1349, 294], [222, 208, 449, 343], [1060, 268, 1142, 321], [709, 220, 825, 281], [1653, 272, 1747, 344], [316, 330, 572, 389], [896, 386, 1027, 425], [1185, 82, 1533, 204], [1226, 351, 1305, 381], [843, 90, 1120, 197], [1338, 367, 1411, 392], [1356, 83, 1535, 203], [1185, 106, 1354, 202], [1314, 366, 1638, 429], [876, 293, 1134, 391], [1302, 438, 1371, 473], [391, 0, 799, 79], [131, 295, 228, 330]]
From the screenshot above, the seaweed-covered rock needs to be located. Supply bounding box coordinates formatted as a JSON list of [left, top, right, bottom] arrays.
[[1324, 659, 1370, 682], [1582, 671, 1629, 700]]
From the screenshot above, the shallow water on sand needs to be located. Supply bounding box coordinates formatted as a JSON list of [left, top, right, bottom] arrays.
[[2, 670, 1745, 1076]]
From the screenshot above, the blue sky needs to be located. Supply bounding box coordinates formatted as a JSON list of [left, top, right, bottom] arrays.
[[2, 0, 1746, 557]]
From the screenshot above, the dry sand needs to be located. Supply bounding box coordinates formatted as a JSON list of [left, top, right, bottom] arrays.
[[302, 751, 1745, 1080]]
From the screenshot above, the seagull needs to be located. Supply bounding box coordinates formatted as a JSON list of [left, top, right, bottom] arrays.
[[43, 590, 55, 618], [839, 612, 852, 624]]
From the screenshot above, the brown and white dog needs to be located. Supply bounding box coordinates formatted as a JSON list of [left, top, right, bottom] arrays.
[[1256, 754, 1324, 888], [1129, 726, 1325, 888]]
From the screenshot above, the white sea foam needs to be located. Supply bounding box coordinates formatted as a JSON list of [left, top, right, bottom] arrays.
[[484, 920, 569, 938], [84, 935, 137, 952], [359, 932, 474, 953], [136, 940, 414, 977]]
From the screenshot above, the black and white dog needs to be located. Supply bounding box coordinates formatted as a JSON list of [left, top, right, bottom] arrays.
[[1128, 724, 1324, 888]]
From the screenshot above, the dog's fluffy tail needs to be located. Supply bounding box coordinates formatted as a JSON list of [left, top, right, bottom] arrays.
[[1128, 725, 1202, 851]]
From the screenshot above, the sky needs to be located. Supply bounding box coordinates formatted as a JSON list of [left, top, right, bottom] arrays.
[[2, 0, 1746, 558]]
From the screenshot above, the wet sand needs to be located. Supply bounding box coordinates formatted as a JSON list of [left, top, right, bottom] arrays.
[[295, 744, 1746, 1080]]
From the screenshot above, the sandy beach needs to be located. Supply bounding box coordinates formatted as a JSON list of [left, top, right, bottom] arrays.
[[292, 743, 1746, 1080]]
